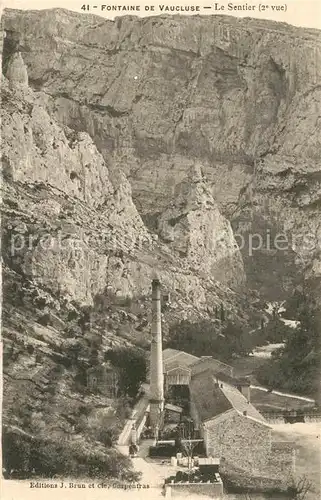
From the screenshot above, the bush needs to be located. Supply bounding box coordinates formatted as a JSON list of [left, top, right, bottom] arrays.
[[37, 314, 51, 326], [97, 429, 117, 447], [2, 428, 140, 481], [35, 353, 42, 364], [167, 319, 253, 361], [26, 344, 35, 355], [105, 347, 147, 398], [67, 310, 79, 321]]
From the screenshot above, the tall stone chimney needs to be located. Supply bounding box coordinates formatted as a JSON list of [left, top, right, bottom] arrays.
[[149, 278, 164, 434]]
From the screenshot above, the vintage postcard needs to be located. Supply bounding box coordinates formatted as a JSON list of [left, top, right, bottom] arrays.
[[1, 0, 320, 499]]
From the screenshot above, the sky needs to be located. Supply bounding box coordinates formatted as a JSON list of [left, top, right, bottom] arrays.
[[2, 0, 321, 30]]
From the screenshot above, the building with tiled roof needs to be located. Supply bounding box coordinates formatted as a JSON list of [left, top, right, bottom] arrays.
[[190, 370, 232, 424], [188, 369, 294, 486], [150, 346, 294, 487], [189, 370, 267, 426], [163, 348, 182, 362], [219, 382, 265, 424], [163, 348, 199, 371], [191, 356, 234, 378]]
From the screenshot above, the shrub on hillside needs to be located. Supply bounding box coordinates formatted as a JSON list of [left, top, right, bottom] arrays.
[[104, 347, 147, 398], [37, 313, 51, 326], [26, 344, 35, 355], [256, 305, 321, 396], [167, 319, 253, 361], [2, 428, 140, 481]]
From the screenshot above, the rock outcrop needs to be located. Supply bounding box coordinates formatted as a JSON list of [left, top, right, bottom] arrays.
[[1, 68, 251, 458], [4, 51, 28, 87], [158, 165, 244, 286], [2, 71, 244, 305]]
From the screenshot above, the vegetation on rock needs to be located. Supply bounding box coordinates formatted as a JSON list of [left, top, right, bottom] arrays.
[[104, 347, 147, 398], [256, 302, 321, 396], [2, 427, 140, 481]]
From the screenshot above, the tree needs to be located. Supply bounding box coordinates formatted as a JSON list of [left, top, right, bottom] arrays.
[[2, 429, 32, 476], [178, 421, 199, 478], [256, 302, 321, 396], [89, 348, 99, 367], [78, 305, 93, 333], [105, 347, 147, 398], [167, 318, 251, 361], [288, 476, 314, 499], [220, 303, 225, 322], [26, 344, 35, 355]]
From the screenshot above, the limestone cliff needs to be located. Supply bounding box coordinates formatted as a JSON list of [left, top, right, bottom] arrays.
[[158, 164, 244, 286], [2, 71, 243, 303], [3, 8, 320, 300], [1, 8, 320, 456], [1, 38, 250, 447]]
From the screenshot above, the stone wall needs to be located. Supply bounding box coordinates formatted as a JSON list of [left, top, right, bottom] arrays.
[[220, 466, 289, 493], [204, 411, 271, 476], [267, 442, 296, 482], [262, 414, 285, 424], [164, 480, 223, 498], [189, 400, 202, 430], [263, 412, 321, 424], [136, 412, 148, 442], [204, 411, 294, 487]]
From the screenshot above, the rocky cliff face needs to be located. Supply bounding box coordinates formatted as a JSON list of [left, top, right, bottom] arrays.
[[3, 8, 320, 301], [158, 164, 244, 286], [1, 8, 320, 450], [1, 13, 251, 445], [2, 75, 243, 305]]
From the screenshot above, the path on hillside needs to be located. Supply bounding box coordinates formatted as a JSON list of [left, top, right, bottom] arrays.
[[117, 395, 149, 445], [117, 439, 172, 494], [251, 385, 315, 403]]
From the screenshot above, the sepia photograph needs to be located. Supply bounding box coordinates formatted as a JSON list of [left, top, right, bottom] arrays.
[[1, 1, 320, 499]]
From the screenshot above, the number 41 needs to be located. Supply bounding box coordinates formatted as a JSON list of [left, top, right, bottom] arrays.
[[81, 4, 90, 10]]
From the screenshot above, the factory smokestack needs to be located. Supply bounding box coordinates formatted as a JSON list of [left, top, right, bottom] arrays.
[[149, 278, 164, 434]]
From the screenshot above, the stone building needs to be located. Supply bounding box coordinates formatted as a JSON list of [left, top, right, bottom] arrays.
[[87, 362, 119, 398], [164, 360, 191, 392], [163, 349, 250, 400], [189, 370, 295, 488], [163, 348, 199, 371]]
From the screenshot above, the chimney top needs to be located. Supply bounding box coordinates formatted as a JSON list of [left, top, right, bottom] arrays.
[[152, 278, 161, 287]]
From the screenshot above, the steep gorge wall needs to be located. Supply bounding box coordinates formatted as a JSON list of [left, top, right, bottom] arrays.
[[1, 24, 245, 317], [1, 59, 248, 447], [3, 8, 321, 301], [2, 9, 320, 452]]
